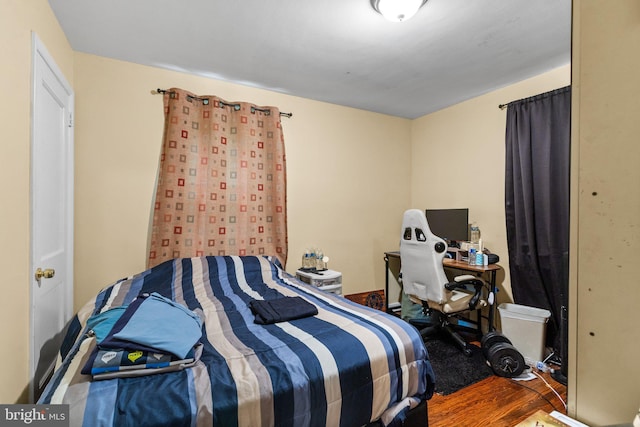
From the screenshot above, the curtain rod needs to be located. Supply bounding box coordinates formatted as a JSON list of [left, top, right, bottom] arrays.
[[154, 89, 292, 118], [498, 85, 571, 110]]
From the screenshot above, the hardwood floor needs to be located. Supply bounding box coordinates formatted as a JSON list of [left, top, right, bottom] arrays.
[[427, 365, 567, 426]]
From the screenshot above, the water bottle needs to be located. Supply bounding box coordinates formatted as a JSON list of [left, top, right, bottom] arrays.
[[535, 361, 551, 373], [470, 223, 481, 244], [316, 249, 323, 270], [309, 248, 316, 268], [468, 248, 477, 265]]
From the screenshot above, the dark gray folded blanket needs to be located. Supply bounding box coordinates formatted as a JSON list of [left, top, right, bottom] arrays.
[[249, 296, 318, 324]]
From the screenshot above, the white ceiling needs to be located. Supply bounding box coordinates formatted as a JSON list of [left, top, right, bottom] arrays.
[[48, 0, 571, 119]]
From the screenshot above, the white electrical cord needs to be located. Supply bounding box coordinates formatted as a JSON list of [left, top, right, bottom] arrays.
[[542, 352, 555, 364], [532, 370, 567, 410]]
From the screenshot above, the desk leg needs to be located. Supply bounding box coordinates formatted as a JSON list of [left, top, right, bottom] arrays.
[[476, 309, 483, 335], [384, 255, 390, 313], [487, 270, 497, 332]]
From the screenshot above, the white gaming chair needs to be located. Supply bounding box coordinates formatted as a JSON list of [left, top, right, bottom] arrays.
[[400, 209, 487, 356]]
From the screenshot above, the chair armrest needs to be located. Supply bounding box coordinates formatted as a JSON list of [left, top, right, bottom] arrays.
[[444, 281, 464, 291], [445, 276, 484, 290], [445, 276, 486, 310]]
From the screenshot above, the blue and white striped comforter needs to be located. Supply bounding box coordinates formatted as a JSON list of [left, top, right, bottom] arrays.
[[39, 256, 435, 427]]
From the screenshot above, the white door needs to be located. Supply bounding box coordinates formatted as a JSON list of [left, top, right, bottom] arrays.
[[30, 34, 74, 402]]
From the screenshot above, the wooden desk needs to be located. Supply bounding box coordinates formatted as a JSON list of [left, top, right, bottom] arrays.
[[383, 251, 502, 331]]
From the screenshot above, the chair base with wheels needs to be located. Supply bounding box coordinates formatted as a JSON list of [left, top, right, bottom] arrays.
[[407, 302, 484, 357]]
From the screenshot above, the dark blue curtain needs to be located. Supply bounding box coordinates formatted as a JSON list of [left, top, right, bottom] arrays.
[[504, 86, 571, 354]]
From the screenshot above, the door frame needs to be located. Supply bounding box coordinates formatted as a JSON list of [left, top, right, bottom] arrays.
[[29, 32, 74, 402]]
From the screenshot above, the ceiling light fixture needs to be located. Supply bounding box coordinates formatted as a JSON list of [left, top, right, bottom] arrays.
[[370, 0, 428, 22]]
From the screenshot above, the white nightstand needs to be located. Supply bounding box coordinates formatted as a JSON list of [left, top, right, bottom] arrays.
[[295, 269, 342, 295]]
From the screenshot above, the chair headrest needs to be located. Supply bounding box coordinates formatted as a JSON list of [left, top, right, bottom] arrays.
[[399, 209, 449, 304], [401, 209, 446, 250]]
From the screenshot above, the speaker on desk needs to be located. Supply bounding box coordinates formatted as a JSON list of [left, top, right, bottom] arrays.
[[487, 253, 500, 264]]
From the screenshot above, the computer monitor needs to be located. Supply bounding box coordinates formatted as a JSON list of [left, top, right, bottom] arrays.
[[425, 208, 469, 244]]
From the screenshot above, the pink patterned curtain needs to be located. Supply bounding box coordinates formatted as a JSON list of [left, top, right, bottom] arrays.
[[148, 88, 287, 268]]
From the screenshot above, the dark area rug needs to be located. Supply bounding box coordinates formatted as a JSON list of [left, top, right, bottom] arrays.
[[425, 338, 493, 395]]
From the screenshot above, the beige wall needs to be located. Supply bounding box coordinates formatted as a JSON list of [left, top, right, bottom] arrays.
[[0, 0, 74, 403], [568, 1, 640, 425], [73, 53, 412, 308], [410, 65, 571, 304]]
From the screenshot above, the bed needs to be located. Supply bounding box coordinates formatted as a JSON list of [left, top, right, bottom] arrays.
[[39, 255, 435, 426]]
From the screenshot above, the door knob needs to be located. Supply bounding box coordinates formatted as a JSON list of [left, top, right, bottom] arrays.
[[35, 268, 55, 280]]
